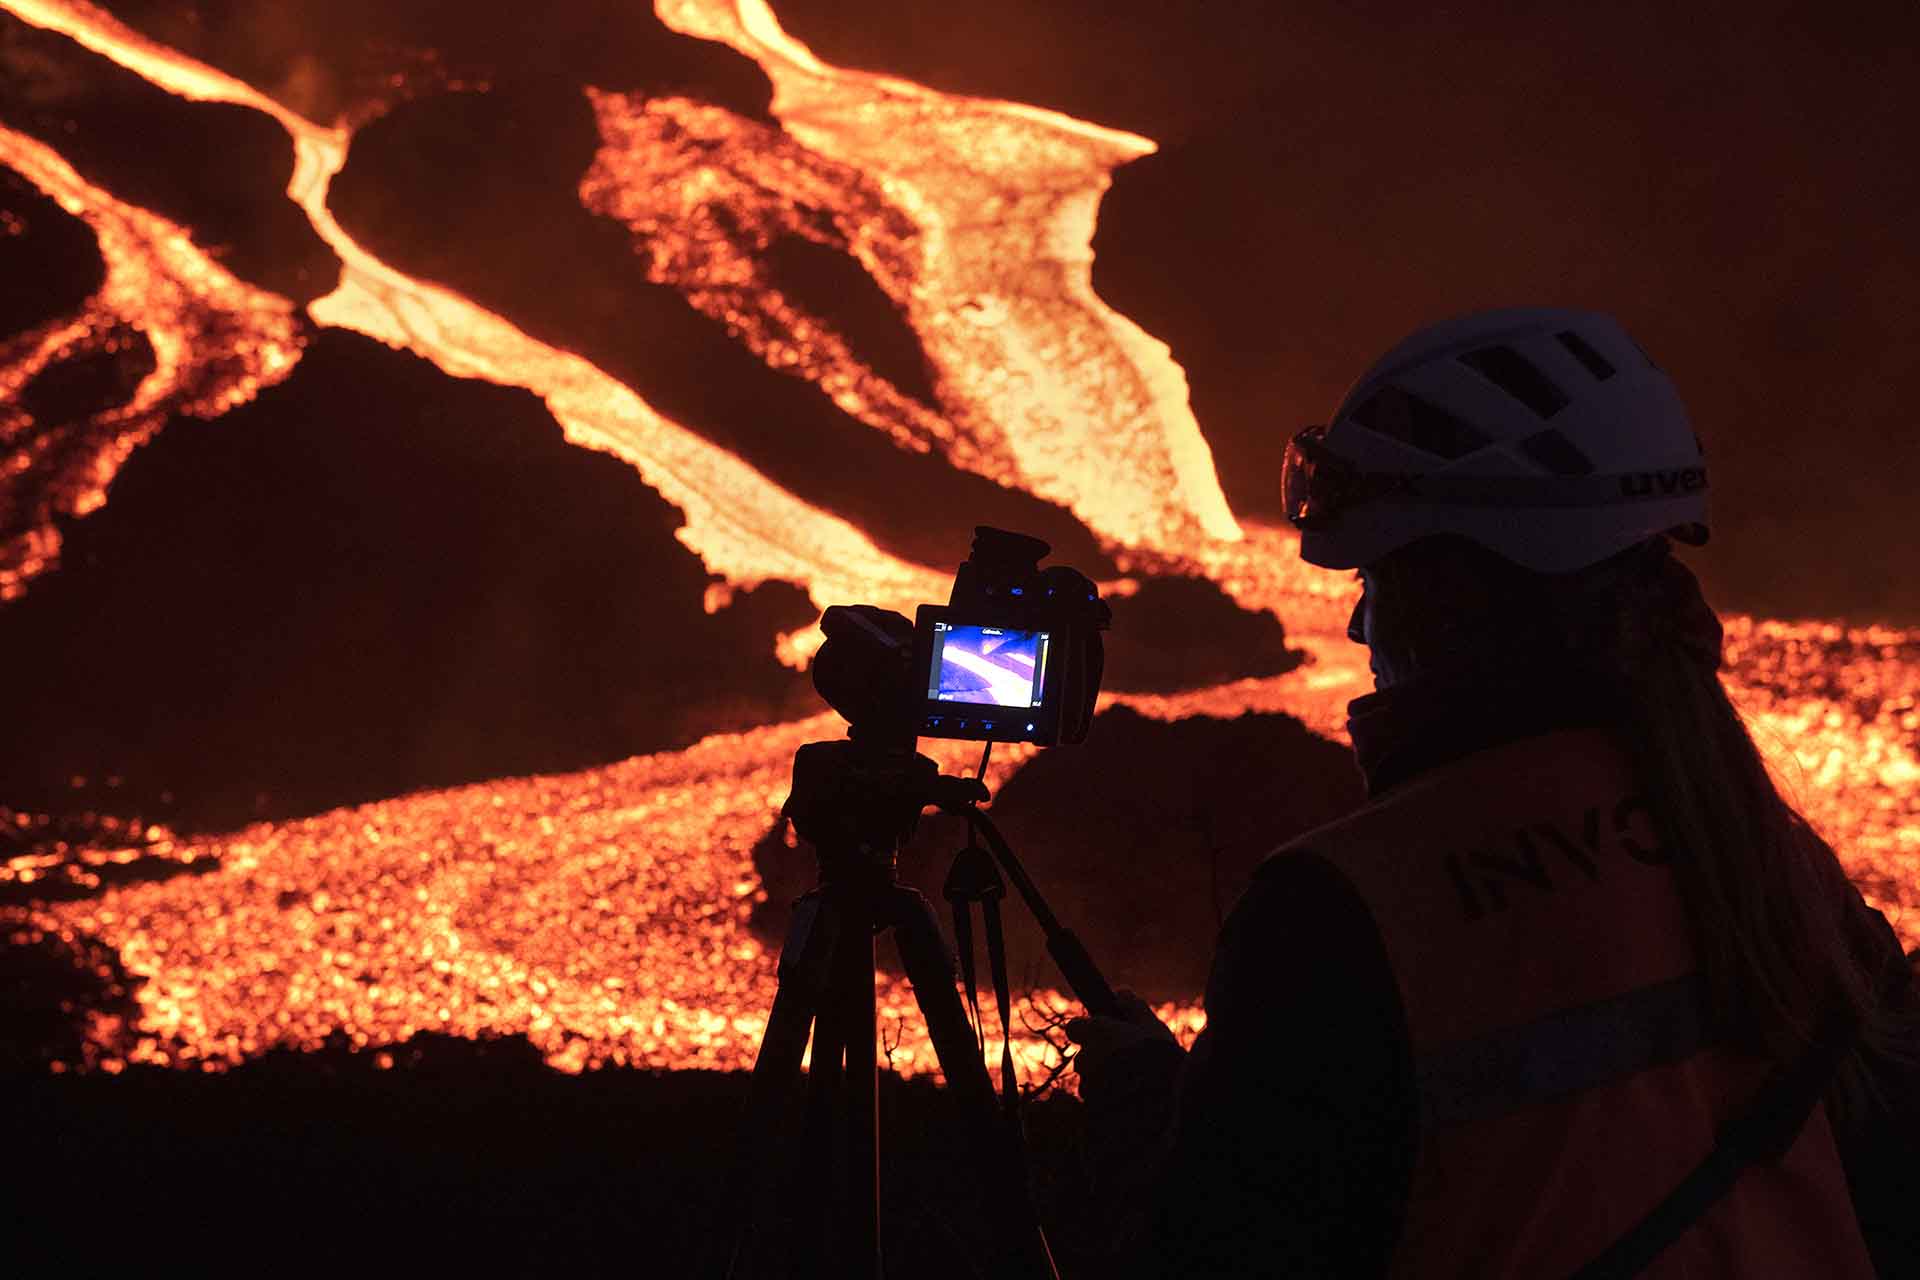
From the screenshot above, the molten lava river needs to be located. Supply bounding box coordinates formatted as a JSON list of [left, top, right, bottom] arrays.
[[2, 0, 1917, 1086]]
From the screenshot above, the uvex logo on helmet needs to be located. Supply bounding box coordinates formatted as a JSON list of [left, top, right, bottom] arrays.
[[1619, 467, 1707, 499]]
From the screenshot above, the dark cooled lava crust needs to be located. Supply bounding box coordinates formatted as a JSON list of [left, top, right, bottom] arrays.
[[0, 13, 338, 302], [0, 330, 821, 831]]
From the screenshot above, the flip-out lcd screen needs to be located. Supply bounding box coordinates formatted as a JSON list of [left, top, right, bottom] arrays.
[[927, 623, 1049, 710]]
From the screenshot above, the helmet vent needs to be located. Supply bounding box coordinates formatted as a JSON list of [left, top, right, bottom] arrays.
[[1555, 329, 1618, 381], [1515, 428, 1596, 476], [1348, 385, 1491, 460], [1458, 345, 1569, 419]]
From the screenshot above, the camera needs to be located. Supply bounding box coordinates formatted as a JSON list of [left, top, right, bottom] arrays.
[[746, 532, 1123, 1279], [811, 527, 1111, 748]]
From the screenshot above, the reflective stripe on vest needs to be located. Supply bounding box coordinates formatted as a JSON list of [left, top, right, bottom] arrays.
[[1273, 727, 1873, 1279], [1417, 972, 1712, 1132]]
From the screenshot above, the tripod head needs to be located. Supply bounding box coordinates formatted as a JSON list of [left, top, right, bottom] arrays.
[[782, 739, 987, 888], [780, 734, 1120, 1020], [742, 528, 1128, 1276], [736, 738, 1045, 1280], [734, 726, 1120, 1279]]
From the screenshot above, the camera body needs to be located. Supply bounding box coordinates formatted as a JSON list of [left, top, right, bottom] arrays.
[[813, 528, 1110, 749]]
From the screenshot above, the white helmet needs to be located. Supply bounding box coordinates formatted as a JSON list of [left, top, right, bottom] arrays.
[[1282, 307, 1709, 572]]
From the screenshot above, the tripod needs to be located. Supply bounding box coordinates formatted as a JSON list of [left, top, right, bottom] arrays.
[[721, 739, 1067, 1280]]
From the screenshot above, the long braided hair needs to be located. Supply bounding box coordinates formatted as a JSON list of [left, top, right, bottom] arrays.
[[1363, 532, 1913, 1124]]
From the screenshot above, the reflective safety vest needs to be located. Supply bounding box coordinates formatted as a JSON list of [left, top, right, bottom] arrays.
[[1280, 727, 1874, 1278]]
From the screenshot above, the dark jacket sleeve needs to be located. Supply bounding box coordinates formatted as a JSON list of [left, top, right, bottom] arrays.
[[1130, 852, 1418, 1279], [1832, 893, 1920, 1276]]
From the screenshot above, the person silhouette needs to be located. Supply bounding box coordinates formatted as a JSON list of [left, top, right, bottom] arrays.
[[1067, 308, 1918, 1278]]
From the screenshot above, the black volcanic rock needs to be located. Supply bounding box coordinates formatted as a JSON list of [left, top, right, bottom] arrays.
[[0, 329, 821, 830], [963, 707, 1363, 1003], [1104, 575, 1302, 693], [327, 83, 1114, 577], [758, 230, 939, 411], [0, 13, 338, 304], [0, 167, 103, 339], [0, 923, 144, 1073], [15, 321, 155, 424], [752, 706, 1364, 1005]]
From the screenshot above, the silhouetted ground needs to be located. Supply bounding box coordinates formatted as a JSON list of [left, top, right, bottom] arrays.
[[1, 897, 1107, 1277], [1, 1027, 1120, 1279]]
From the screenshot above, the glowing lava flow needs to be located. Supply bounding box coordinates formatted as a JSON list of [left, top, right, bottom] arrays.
[[1, 0, 1917, 1093], [0, 0, 1316, 627], [0, 0, 1270, 1081], [10, 720, 1022, 1076], [650, 0, 1243, 555], [0, 123, 302, 598], [0, 0, 952, 628], [1720, 619, 1920, 910], [10, 616, 1917, 1081], [580, 91, 969, 464], [9, 660, 1360, 1079]]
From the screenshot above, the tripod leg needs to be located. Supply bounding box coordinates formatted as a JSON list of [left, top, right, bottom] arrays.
[[833, 900, 882, 1280], [794, 972, 844, 1278], [724, 894, 841, 1279], [887, 886, 1061, 1280], [889, 888, 1000, 1119]]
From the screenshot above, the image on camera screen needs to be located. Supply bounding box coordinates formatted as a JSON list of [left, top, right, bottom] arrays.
[[928, 623, 1048, 709]]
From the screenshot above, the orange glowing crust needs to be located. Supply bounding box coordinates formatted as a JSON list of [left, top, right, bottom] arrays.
[[0, 0, 953, 631], [8, 715, 1098, 1078], [7, 618, 1916, 1083], [654, 0, 1244, 553], [0, 0, 1916, 1091], [1719, 618, 1920, 910], [0, 0, 1281, 641], [580, 92, 970, 462], [0, 124, 303, 598]]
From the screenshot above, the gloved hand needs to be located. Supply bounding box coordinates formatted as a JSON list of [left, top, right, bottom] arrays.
[[1065, 989, 1182, 1086], [1065, 990, 1186, 1249]]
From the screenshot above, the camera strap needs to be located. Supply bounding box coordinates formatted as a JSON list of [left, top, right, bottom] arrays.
[[946, 812, 1020, 1115], [1565, 1006, 1857, 1280], [981, 881, 1019, 1113], [951, 884, 986, 1056]]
